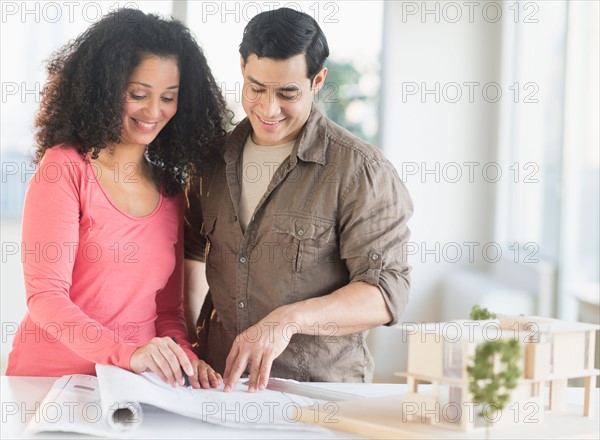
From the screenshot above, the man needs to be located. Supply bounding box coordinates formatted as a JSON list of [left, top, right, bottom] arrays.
[[184, 8, 413, 392]]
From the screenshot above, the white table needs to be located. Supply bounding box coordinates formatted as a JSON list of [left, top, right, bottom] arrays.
[[2, 376, 599, 439], [0, 376, 405, 439]]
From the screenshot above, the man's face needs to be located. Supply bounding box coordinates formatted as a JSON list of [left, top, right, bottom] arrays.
[[240, 53, 326, 146]]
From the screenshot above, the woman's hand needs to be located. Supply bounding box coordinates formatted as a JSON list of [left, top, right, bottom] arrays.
[[130, 337, 194, 387], [188, 358, 223, 389]]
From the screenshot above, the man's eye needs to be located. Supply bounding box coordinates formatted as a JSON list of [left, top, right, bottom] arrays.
[[251, 88, 265, 94], [281, 93, 299, 101]]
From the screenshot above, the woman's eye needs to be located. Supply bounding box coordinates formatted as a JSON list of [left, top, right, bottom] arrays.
[[161, 96, 175, 103], [129, 93, 146, 100]]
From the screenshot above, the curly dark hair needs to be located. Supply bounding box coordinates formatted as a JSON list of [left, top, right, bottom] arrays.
[[34, 8, 227, 196]]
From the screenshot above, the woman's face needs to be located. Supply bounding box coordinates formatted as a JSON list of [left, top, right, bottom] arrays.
[[120, 56, 180, 148]]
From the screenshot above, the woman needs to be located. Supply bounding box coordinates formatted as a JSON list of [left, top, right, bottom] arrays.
[[6, 9, 226, 389]]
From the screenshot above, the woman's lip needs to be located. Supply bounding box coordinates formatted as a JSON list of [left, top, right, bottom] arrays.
[[132, 118, 159, 132]]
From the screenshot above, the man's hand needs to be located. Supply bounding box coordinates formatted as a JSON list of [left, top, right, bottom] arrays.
[[221, 282, 391, 392], [223, 307, 298, 392]]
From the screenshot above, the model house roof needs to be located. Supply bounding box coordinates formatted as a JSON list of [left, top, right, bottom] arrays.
[[399, 315, 599, 343]]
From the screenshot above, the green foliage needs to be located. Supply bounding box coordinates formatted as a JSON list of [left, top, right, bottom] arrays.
[[467, 339, 521, 420], [319, 60, 377, 145], [470, 304, 497, 320]]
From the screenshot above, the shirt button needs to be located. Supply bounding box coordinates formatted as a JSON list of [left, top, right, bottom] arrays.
[[297, 229, 305, 236], [238, 301, 245, 309], [239, 256, 247, 264], [371, 253, 380, 261]]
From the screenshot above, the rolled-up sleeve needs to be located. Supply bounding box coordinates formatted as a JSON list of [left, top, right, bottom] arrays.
[[338, 159, 413, 326], [184, 177, 207, 263]]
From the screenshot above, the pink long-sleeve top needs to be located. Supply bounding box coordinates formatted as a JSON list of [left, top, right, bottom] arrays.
[[6, 145, 196, 376]]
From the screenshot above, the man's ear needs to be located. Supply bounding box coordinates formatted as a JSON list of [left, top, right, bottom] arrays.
[[311, 67, 328, 94], [240, 54, 246, 74]]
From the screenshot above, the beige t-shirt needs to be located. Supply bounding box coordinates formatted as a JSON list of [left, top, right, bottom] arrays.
[[239, 137, 295, 231]]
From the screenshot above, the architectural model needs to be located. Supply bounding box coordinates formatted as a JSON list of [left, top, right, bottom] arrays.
[[397, 315, 599, 431]]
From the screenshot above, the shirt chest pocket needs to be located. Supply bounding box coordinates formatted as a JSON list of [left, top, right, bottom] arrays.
[[271, 213, 336, 272]]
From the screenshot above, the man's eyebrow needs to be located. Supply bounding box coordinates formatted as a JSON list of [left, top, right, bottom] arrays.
[[130, 81, 179, 90], [247, 76, 300, 92]]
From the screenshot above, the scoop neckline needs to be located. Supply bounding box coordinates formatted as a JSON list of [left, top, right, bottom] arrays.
[[85, 156, 164, 221]]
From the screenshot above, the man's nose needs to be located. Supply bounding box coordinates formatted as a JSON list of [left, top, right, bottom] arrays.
[[260, 90, 280, 118]]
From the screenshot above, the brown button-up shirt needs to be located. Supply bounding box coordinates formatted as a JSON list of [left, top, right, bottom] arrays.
[[185, 107, 413, 382]]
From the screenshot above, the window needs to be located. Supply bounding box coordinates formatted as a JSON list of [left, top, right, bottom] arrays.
[[0, 1, 174, 218], [1, 1, 385, 217], [495, 0, 599, 319], [443, 339, 463, 378], [185, 1, 384, 144], [559, 1, 600, 315]]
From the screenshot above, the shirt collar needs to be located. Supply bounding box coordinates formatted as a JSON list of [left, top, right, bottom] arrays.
[[294, 106, 328, 165], [223, 106, 328, 166]]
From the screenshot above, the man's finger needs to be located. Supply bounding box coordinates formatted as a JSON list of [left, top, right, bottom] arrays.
[[224, 354, 249, 392], [223, 343, 240, 384], [248, 354, 263, 392], [258, 352, 274, 391]]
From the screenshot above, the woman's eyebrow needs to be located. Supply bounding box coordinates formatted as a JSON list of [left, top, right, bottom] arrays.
[[129, 81, 179, 89]]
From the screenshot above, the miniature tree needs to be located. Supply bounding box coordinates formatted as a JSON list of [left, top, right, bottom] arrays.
[[470, 304, 497, 320], [467, 305, 521, 438]]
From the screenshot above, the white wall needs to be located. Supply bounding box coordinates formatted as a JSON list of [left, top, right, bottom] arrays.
[[1, 221, 26, 374], [368, 1, 502, 382], [0, 0, 175, 376], [0, 1, 504, 379]]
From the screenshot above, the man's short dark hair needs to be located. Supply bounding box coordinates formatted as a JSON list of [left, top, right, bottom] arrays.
[[239, 8, 330, 83]]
